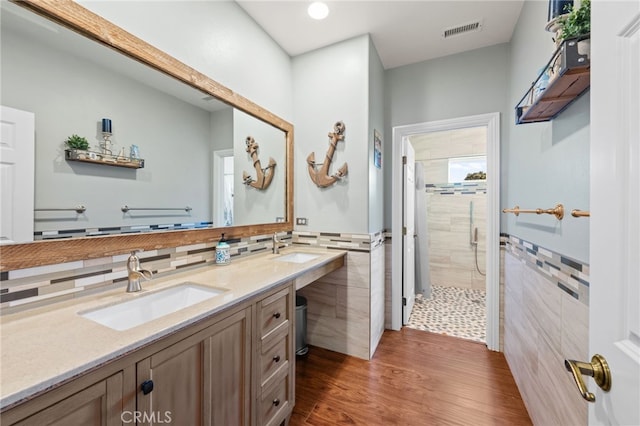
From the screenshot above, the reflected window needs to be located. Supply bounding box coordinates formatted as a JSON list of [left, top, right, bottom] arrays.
[[448, 156, 486, 183]]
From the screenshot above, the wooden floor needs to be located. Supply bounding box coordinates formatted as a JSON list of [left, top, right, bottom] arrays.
[[290, 328, 532, 426]]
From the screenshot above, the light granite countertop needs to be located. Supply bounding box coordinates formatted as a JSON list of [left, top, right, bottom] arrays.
[[0, 247, 346, 410]]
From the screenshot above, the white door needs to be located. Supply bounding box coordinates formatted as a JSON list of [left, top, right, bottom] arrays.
[[589, 1, 640, 424], [0, 106, 35, 244], [402, 139, 415, 324], [212, 149, 234, 227]]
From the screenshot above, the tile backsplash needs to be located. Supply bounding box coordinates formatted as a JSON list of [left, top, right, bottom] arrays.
[[292, 230, 380, 251], [0, 232, 291, 314], [34, 221, 213, 241], [505, 234, 589, 306]]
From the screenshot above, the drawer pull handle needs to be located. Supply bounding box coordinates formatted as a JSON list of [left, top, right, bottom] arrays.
[[140, 379, 154, 395], [273, 312, 281, 319], [273, 398, 280, 407], [273, 355, 281, 363]]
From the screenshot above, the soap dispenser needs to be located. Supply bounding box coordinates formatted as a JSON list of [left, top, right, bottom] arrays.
[[215, 233, 230, 265]]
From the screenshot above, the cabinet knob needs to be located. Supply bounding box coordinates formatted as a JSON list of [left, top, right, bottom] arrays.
[[273, 355, 281, 363], [273, 398, 280, 407], [140, 379, 154, 395], [273, 312, 281, 319]]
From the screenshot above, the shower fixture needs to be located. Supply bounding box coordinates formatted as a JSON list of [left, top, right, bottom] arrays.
[[470, 201, 486, 276]]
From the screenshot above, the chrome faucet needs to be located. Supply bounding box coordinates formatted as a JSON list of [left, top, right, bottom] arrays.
[[272, 232, 288, 254], [126, 250, 153, 292]]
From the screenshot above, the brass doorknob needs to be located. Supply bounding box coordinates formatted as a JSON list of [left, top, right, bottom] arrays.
[[564, 354, 612, 402]]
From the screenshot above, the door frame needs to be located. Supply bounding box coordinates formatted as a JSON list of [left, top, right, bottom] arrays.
[[402, 141, 416, 325], [391, 112, 501, 351]]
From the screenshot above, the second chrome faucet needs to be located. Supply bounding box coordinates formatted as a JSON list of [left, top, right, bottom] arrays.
[[272, 233, 288, 254], [126, 250, 153, 292]]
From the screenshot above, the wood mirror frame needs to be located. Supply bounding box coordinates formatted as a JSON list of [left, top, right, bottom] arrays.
[[0, 0, 293, 272]]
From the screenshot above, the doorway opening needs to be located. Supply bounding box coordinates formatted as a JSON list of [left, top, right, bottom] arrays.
[[405, 126, 487, 343], [391, 112, 500, 351]]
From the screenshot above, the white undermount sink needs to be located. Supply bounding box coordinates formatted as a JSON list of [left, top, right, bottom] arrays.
[[275, 252, 320, 264], [80, 283, 226, 331]]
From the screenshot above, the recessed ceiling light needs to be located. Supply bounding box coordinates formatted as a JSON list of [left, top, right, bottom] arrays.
[[308, 2, 329, 20]]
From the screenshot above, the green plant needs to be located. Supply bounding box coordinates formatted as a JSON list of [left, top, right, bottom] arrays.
[[558, 0, 590, 40], [65, 134, 90, 150]]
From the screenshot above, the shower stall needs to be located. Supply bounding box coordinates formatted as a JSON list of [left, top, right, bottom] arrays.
[[407, 126, 487, 343]]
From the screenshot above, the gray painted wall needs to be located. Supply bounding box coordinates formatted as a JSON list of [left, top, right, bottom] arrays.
[[81, 1, 293, 123], [292, 35, 371, 234], [233, 110, 287, 225], [384, 43, 511, 232], [368, 38, 386, 234], [505, 0, 590, 262]]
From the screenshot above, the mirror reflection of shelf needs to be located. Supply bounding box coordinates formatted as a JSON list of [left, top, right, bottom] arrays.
[[515, 35, 590, 125], [65, 149, 145, 169]]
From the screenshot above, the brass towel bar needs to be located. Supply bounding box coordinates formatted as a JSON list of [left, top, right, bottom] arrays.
[[502, 203, 565, 220], [571, 209, 590, 217]]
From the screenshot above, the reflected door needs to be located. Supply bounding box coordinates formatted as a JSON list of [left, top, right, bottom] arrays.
[[0, 105, 34, 244], [213, 149, 234, 227]]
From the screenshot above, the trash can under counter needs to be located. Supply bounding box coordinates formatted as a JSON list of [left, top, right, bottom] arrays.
[[295, 295, 308, 356]]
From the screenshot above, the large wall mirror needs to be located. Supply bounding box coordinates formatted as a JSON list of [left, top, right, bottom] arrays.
[[0, 0, 293, 271]]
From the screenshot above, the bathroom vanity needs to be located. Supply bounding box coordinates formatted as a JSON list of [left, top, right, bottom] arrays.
[[0, 249, 345, 425]]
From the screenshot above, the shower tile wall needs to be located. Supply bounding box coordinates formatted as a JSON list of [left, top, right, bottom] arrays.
[[426, 193, 486, 290], [411, 125, 487, 292]]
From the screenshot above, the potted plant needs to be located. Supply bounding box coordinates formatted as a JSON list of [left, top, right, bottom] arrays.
[[65, 134, 90, 150], [65, 134, 90, 159], [557, 0, 590, 54]]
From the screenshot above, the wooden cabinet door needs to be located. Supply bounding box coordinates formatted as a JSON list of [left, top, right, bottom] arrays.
[[137, 332, 207, 426], [206, 307, 252, 426], [136, 307, 252, 426], [14, 372, 123, 426]]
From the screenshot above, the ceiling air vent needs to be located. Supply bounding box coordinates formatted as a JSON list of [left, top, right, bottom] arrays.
[[442, 20, 483, 39]]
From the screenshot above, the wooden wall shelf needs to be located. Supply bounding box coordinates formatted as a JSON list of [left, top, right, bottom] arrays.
[[516, 36, 590, 124], [65, 149, 145, 169]]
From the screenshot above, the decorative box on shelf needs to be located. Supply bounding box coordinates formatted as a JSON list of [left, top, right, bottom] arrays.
[[515, 35, 590, 125], [65, 149, 145, 169]]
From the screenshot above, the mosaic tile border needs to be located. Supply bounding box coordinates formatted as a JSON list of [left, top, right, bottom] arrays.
[[34, 221, 214, 240], [425, 181, 487, 195], [505, 234, 590, 306], [291, 230, 382, 252], [0, 232, 292, 314]]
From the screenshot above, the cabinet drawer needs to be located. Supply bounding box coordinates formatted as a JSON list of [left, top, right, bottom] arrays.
[[259, 291, 288, 338], [260, 375, 289, 426], [260, 334, 289, 387]]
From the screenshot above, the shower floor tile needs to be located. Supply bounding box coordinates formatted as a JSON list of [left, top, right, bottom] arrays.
[[406, 285, 486, 343]]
